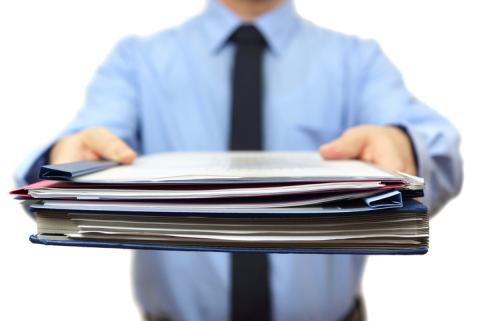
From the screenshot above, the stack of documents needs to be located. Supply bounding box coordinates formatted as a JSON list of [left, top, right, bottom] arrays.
[[12, 152, 429, 254]]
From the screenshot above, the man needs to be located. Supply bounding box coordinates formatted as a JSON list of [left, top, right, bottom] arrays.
[[16, 0, 463, 320]]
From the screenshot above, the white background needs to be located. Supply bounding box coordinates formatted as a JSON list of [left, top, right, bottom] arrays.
[[0, 1, 478, 320]]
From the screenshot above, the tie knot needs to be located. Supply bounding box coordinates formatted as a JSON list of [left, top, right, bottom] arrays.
[[230, 25, 266, 47]]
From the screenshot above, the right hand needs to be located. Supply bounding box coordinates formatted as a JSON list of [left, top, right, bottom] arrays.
[[49, 127, 137, 165]]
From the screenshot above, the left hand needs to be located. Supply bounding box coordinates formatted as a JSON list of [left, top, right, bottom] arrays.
[[319, 125, 417, 175]]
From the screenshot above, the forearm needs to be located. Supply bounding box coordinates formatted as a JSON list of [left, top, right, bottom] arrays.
[[350, 40, 463, 214], [15, 37, 142, 186]]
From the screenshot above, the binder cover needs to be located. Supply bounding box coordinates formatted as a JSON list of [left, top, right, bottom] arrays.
[[23, 153, 428, 255], [29, 199, 428, 254]]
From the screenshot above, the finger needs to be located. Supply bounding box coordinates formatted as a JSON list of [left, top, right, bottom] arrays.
[[49, 136, 85, 164], [83, 149, 101, 161], [319, 128, 368, 160], [82, 128, 136, 164], [369, 145, 409, 173], [372, 127, 417, 175], [361, 146, 375, 163], [379, 157, 416, 176], [374, 156, 406, 173]]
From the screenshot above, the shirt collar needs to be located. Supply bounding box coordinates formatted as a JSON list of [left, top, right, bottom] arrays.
[[201, 0, 300, 55]]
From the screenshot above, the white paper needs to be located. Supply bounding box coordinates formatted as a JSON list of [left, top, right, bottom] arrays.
[[29, 181, 384, 200], [72, 152, 401, 184]]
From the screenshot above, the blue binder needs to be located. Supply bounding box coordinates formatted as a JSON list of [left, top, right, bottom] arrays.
[[28, 235, 428, 255], [30, 155, 428, 255], [29, 199, 428, 255]]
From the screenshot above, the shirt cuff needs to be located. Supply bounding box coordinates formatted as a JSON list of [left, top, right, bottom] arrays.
[[393, 124, 433, 212], [394, 125, 419, 172]]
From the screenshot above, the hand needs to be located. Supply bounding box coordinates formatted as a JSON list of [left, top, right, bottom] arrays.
[[319, 125, 417, 175], [49, 127, 137, 165]]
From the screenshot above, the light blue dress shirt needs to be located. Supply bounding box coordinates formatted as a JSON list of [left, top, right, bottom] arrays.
[[16, 1, 463, 320]]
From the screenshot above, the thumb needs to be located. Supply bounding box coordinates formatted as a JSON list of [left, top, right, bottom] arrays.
[[319, 127, 368, 160], [82, 128, 136, 164]]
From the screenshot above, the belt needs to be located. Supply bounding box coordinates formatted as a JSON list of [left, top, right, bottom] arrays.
[[144, 296, 366, 321]]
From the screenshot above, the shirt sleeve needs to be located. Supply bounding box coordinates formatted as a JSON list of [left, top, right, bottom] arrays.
[[14, 36, 141, 186], [351, 40, 463, 214]]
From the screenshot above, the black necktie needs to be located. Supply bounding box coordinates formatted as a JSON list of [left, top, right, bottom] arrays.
[[229, 25, 271, 321]]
